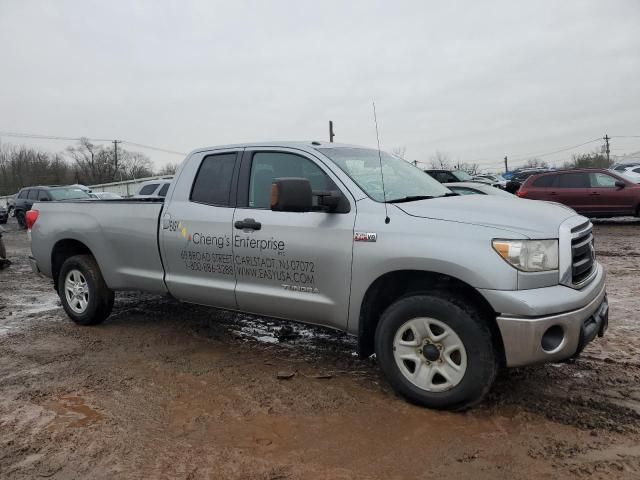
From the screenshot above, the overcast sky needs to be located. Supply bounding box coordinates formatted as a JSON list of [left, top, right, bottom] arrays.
[[1, 0, 639, 171]]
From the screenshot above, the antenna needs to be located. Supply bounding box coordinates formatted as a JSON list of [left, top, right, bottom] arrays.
[[372, 101, 390, 224]]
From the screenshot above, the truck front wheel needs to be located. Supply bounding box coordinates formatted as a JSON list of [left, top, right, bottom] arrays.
[[375, 292, 497, 410], [58, 254, 114, 325]]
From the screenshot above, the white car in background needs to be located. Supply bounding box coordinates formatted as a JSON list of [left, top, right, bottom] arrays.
[[134, 180, 172, 198], [612, 165, 640, 183], [446, 182, 514, 197], [89, 192, 123, 200], [472, 174, 507, 189]]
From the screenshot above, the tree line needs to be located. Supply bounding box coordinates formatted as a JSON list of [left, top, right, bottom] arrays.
[[0, 139, 178, 195], [522, 150, 613, 170]]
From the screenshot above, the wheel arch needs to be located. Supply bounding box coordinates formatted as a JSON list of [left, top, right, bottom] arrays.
[[356, 270, 505, 366], [51, 239, 94, 290]]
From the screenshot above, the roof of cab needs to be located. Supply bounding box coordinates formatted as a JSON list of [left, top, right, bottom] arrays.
[[189, 141, 371, 157]]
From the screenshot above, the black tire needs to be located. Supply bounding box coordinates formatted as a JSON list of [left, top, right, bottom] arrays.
[[375, 292, 497, 410], [57, 254, 114, 326], [16, 210, 26, 229]]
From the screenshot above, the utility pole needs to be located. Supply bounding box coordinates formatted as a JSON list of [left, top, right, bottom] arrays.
[[603, 134, 610, 163], [113, 140, 121, 177], [329, 121, 335, 143], [504, 155, 509, 173]]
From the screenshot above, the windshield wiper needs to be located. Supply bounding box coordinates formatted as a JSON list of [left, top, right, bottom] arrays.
[[442, 192, 459, 197], [386, 195, 434, 203]]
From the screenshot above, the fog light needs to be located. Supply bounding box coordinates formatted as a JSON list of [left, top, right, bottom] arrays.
[[541, 325, 564, 352]]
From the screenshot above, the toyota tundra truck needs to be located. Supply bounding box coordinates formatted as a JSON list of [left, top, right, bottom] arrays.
[[28, 142, 608, 410]]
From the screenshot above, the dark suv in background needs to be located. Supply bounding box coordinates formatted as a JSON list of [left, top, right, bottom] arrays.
[[518, 169, 640, 218], [14, 185, 91, 227], [424, 169, 474, 183]]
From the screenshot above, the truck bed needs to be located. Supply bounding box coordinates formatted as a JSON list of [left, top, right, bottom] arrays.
[[30, 200, 168, 294]]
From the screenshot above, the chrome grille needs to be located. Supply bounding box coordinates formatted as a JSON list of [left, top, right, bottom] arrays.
[[570, 222, 595, 286]]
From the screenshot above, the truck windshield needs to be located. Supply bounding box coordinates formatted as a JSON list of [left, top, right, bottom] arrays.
[[318, 147, 450, 202], [49, 188, 91, 201]]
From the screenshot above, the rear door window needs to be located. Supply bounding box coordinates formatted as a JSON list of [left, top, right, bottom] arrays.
[[190, 153, 237, 206], [557, 173, 589, 188], [532, 175, 556, 187], [38, 191, 50, 201], [28, 189, 39, 200], [139, 184, 159, 195]]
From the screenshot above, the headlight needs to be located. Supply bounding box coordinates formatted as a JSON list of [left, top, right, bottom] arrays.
[[492, 239, 559, 272]]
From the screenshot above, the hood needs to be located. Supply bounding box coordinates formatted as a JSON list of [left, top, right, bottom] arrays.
[[395, 195, 578, 238]]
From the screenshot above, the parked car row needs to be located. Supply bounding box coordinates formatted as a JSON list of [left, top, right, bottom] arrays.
[[421, 165, 639, 219], [3, 179, 174, 228], [424, 169, 506, 189]]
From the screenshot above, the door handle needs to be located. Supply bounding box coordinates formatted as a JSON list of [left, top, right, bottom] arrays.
[[590, 192, 600, 196], [234, 218, 262, 231], [549, 191, 557, 195]]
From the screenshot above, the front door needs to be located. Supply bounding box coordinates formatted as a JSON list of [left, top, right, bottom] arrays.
[[587, 172, 634, 215], [233, 148, 356, 330], [160, 149, 241, 309]]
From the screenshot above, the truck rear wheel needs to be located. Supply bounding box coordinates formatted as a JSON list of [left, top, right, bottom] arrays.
[[375, 292, 497, 410], [58, 254, 114, 326]]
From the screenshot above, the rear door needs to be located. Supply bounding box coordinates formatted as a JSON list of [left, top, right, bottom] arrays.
[[553, 172, 590, 212], [26, 189, 39, 210], [524, 174, 556, 200], [160, 149, 241, 309], [587, 172, 635, 215], [37, 190, 51, 202], [232, 148, 356, 330]]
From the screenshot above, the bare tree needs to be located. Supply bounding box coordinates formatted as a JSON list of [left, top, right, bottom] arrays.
[[458, 163, 480, 175], [120, 151, 153, 179], [429, 150, 451, 169], [523, 158, 549, 168], [157, 163, 179, 175]]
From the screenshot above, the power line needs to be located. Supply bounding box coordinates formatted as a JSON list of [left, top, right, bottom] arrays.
[[120, 141, 186, 156], [0, 131, 112, 142], [509, 138, 602, 161], [0, 130, 186, 156]]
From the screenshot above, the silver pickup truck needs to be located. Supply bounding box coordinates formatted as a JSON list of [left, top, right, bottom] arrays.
[[29, 142, 608, 409]]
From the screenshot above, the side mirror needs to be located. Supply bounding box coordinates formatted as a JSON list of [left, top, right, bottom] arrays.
[[270, 178, 312, 212], [615, 180, 626, 188]]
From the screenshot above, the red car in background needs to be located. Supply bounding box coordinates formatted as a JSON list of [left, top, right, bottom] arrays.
[[518, 168, 640, 218]]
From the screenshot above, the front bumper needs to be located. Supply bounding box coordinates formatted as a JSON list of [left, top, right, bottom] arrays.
[[480, 263, 607, 367]]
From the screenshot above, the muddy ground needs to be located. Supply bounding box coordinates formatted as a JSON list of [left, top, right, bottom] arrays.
[[0, 217, 639, 479]]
